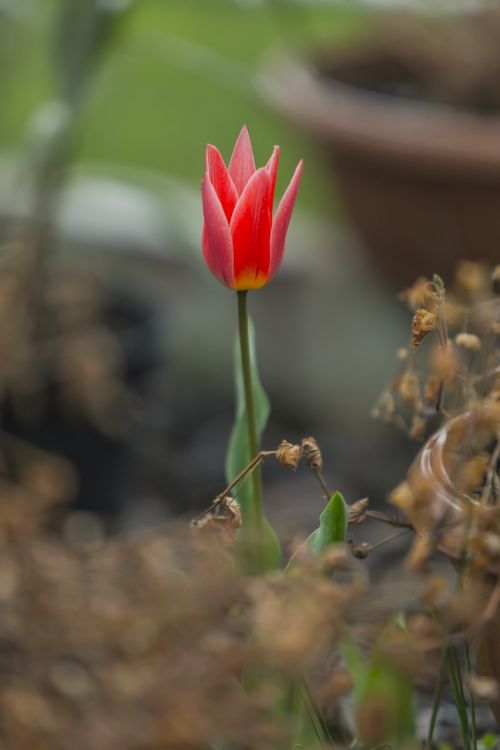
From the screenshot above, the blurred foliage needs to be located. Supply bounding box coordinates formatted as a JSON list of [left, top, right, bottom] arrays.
[[0, 0, 368, 212], [54, 0, 136, 106]]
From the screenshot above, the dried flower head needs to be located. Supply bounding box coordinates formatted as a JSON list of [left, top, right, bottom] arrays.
[[397, 370, 421, 405], [348, 497, 369, 525], [455, 332, 481, 351], [468, 674, 499, 702], [430, 343, 459, 381], [399, 276, 431, 310], [191, 496, 242, 553], [301, 437, 322, 470], [411, 308, 437, 348], [275, 440, 301, 471], [349, 539, 370, 559], [455, 260, 490, 300]]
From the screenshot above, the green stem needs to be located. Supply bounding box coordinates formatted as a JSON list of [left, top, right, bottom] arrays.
[[464, 641, 477, 750], [237, 290, 263, 526], [447, 647, 470, 750], [425, 647, 447, 750]]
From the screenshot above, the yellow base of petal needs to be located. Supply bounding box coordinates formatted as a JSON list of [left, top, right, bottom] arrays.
[[233, 270, 268, 291]]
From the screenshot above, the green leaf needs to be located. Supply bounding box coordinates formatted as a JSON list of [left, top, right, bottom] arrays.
[[225, 318, 280, 571], [287, 491, 348, 569], [309, 491, 348, 554], [225, 319, 268, 510]]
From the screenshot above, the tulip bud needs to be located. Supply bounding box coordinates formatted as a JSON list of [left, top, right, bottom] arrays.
[[201, 125, 302, 291]]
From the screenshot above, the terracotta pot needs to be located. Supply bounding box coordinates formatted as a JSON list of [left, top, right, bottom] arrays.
[[261, 46, 500, 285], [405, 404, 500, 723]]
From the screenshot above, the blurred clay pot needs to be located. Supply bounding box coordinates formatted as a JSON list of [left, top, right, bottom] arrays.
[[406, 404, 500, 567], [261, 45, 500, 285], [406, 404, 500, 723]]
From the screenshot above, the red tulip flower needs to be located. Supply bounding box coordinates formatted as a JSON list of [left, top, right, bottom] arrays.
[[202, 125, 303, 291]]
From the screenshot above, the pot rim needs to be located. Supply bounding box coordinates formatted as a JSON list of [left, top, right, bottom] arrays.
[[259, 45, 500, 179], [406, 404, 500, 570]]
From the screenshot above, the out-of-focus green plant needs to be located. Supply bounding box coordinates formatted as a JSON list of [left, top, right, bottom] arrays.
[[27, 0, 136, 206], [18, 0, 137, 330], [478, 734, 500, 750], [54, 0, 135, 107], [346, 633, 416, 748]]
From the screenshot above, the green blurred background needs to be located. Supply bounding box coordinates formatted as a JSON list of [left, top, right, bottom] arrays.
[[0, 0, 369, 215]]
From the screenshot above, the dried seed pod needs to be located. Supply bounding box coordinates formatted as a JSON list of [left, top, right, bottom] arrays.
[[191, 497, 242, 552], [443, 295, 463, 327], [192, 496, 242, 532], [411, 308, 437, 348], [348, 497, 369, 525], [398, 276, 430, 310], [349, 539, 370, 559], [301, 437, 322, 470], [455, 261, 490, 299], [455, 332, 481, 351], [275, 440, 301, 471], [468, 674, 499, 702], [398, 370, 420, 405]]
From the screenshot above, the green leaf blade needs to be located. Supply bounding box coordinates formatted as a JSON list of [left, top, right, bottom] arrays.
[[225, 318, 270, 516], [286, 491, 348, 569], [314, 490, 348, 552], [225, 318, 280, 572]]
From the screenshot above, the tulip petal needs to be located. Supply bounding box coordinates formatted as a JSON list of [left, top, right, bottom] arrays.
[[269, 160, 303, 280], [206, 145, 238, 222], [266, 145, 280, 209], [230, 167, 272, 290], [228, 125, 256, 196], [202, 173, 234, 288]]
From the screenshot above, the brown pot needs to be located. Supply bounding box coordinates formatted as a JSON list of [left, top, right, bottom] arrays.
[[261, 46, 500, 285], [405, 404, 500, 723]]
